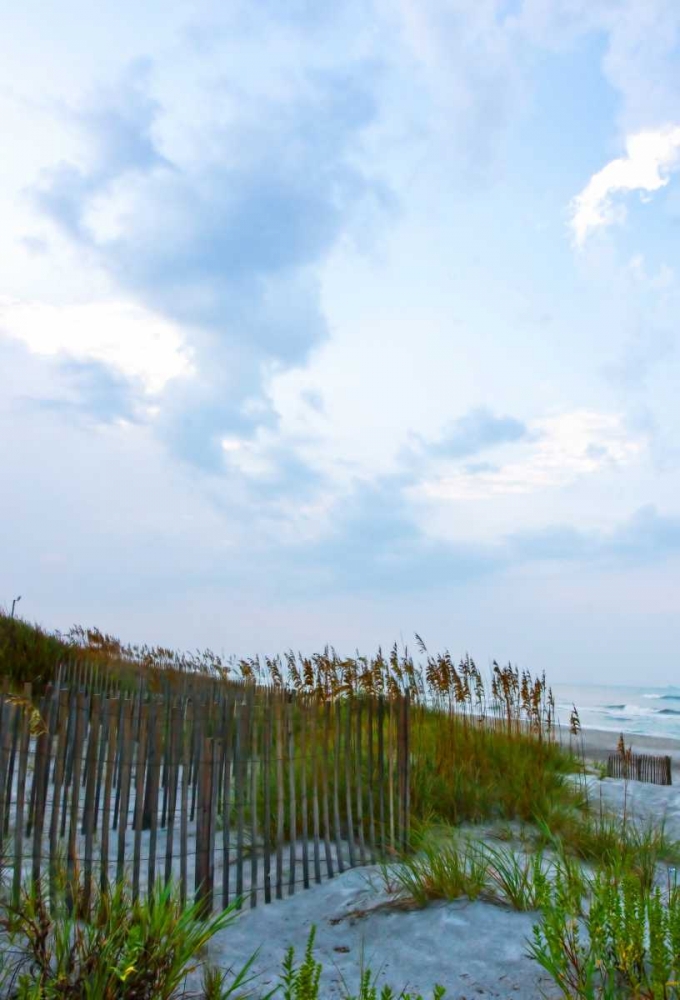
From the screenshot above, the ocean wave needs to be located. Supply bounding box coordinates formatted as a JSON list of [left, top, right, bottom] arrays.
[[602, 704, 659, 717], [660, 694, 680, 701], [643, 693, 662, 699], [600, 704, 680, 720]]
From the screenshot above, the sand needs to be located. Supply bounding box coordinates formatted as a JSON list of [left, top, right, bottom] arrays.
[[560, 725, 680, 768], [185, 866, 560, 999]]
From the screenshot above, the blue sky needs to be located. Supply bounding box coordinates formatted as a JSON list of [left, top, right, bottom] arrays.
[[2, 0, 680, 683]]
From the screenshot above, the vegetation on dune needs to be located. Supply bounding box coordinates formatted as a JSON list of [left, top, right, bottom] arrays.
[[276, 926, 445, 1000], [382, 814, 680, 997], [4, 614, 680, 997], [381, 829, 587, 912], [0, 614, 68, 690], [0, 872, 242, 999], [0, 612, 229, 692], [529, 865, 680, 999], [2, 612, 579, 831], [534, 806, 680, 888], [0, 614, 555, 718], [0, 871, 445, 1000], [409, 708, 575, 825]]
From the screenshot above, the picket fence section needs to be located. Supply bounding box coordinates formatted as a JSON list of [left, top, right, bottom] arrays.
[[0, 675, 410, 917], [606, 751, 672, 786]]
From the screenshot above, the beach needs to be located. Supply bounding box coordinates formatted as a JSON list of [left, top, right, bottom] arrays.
[[560, 725, 680, 769]]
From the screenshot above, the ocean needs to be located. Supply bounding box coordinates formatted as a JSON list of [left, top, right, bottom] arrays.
[[553, 683, 680, 741]]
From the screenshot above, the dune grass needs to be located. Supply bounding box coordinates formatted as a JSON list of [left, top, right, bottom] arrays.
[[2, 613, 578, 843], [382, 827, 588, 913], [0, 613, 69, 689], [409, 707, 578, 826], [534, 804, 680, 889]]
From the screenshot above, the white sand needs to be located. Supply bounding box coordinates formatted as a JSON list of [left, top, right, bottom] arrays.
[[186, 867, 560, 999]]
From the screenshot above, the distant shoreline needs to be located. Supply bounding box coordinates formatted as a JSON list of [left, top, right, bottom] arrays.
[[558, 725, 680, 767]]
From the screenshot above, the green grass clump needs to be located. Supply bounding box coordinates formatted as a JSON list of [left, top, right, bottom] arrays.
[[535, 807, 680, 890], [383, 830, 587, 913], [0, 875, 243, 999], [383, 836, 489, 907], [529, 868, 680, 999], [279, 926, 323, 1000], [279, 927, 445, 1000]]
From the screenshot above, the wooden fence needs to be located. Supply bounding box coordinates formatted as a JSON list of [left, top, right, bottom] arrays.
[[606, 752, 672, 786], [0, 676, 410, 916]]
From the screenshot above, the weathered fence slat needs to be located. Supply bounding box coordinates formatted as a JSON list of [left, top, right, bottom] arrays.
[[234, 700, 246, 906], [82, 693, 101, 916], [49, 691, 68, 909], [66, 693, 86, 914], [321, 699, 334, 878], [300, 702, 310, 890], [275, 696, 285, 900], [287, 695, 297, 896], [132, 703, 148, 901], [333, 700, 345, 874], [31, 689, 54, 886], [221, 702, 233, 907], [355, 698, 366, 866], [250, 710, 259, 909], [179, 703, 190, 907], [100, 697, 117, 892], [147, 703, 162, 895], [262, 700, 272, 904], [0, 701, 15, 869], [310, 699, 322, 884], [195, 735, 215, 917], [344, 699, 356, 868], [164, 704, 180, 887], [12, 691, 31, 909], [116, 700, 134, 886], [366, 697, 376, 863]]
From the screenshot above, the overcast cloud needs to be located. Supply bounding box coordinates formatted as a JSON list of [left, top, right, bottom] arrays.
[[2, 0, 680, 682]]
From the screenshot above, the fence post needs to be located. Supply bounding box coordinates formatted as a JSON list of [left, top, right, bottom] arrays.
[[195, 736, 215, 917], [287, 692, 298, 895], [12, 691, 32, 909], [0, 701, 15, 875], [66, 692, 86, 915], [402, 691, 410, 852]]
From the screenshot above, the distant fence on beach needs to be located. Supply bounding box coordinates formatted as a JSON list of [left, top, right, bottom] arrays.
[[0, 671, 410, 917], [606, 751, 672, 786]]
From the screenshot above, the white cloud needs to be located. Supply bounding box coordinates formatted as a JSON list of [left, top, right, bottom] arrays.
[[421, 410, 642, 500], [0, 298, 193, 393], [220, 436, 273, 478], [570, 126, 680, 246]]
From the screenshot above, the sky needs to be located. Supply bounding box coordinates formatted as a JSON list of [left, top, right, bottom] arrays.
[[2, 0, 680, 684]]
